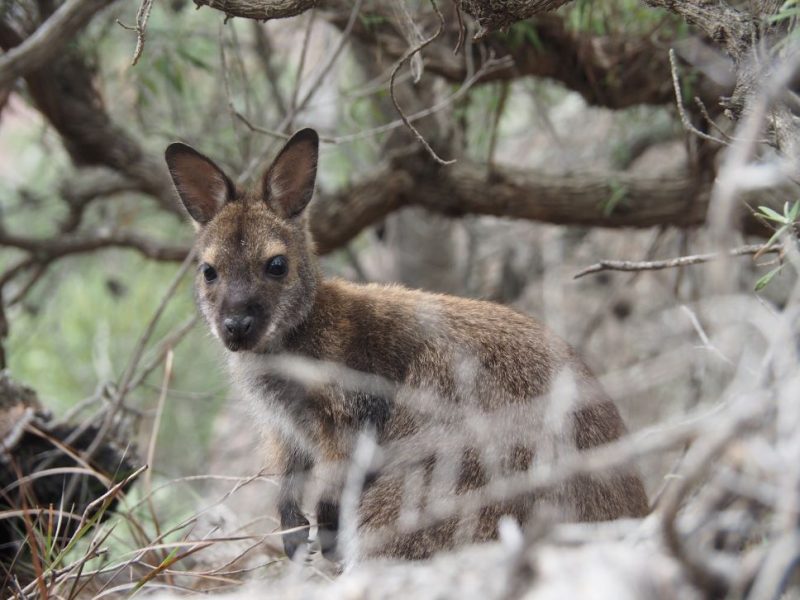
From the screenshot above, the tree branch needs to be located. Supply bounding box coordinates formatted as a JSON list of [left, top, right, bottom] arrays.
[[0, 158, 789, 296], [337, 12, 728, 111], [641, 0, 755, 60], [458, 0, 755, 57], [460, 0, 573, 37], [0, 0, 114, 90], [309, 158, 785, 254], [0, 231, 190, 263], [0, 3, 180, 216], [192, 0, 319, 20]]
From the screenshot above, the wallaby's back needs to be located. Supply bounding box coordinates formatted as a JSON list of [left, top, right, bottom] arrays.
[[275, 279, 648, 560]]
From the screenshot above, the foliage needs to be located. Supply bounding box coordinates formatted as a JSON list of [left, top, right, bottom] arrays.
[[753, 201, 799, 291]]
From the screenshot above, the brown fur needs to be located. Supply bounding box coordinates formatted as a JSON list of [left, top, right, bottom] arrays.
[[165, 130, 648, 563]]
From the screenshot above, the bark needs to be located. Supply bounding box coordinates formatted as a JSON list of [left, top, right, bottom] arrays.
[[192, 0, 317, 20], [460, 0, 573, 37]]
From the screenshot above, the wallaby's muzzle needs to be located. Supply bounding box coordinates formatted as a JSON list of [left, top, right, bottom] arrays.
[[219, 308, 263, 351]]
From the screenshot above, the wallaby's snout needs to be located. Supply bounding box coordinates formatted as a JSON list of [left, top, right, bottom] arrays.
[[223, 314, 253, 337], [219, 295, 265, 351], [221, 312, 255, 349]]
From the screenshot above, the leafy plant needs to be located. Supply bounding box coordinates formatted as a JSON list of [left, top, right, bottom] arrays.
[[753, 200, 799, 291]]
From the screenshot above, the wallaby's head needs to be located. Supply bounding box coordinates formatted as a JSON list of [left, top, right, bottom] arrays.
[[165, 129, 320, 352]]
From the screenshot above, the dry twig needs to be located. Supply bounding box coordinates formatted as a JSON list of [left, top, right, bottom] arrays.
[[573, 243, 783, 279], [116, 0, 156, 66]]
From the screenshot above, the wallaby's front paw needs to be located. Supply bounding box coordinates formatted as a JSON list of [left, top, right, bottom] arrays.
[[318, 527, 339, 561], [316, 500, 340, 561], [281, 512, 310, 559]]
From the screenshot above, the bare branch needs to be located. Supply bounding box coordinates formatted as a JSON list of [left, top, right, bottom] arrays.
[[0, 230, 190, 263], [573, 243, 784, 279], [309, 161, 784, 254], [669, 49, 727, 146]]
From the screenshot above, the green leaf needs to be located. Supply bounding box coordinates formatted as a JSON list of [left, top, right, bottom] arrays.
[[758, 205, 788, 224], [512, 22, 544, 52], [764, 224, 788, 248], [788, 200, 800, 221], [176, 47, 213, 71], [755, 265, 784, 291], [767, 7, 800, 22]]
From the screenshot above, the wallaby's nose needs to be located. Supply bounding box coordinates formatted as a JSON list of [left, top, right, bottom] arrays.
[[223, 315, 253, 337]]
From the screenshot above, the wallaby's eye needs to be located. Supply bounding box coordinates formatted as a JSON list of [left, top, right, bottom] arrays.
[[265, 255, 288, 278], [200, 263, 218, 283]]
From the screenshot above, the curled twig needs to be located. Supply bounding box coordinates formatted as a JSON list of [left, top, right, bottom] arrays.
[[389, 0, 455, 166]]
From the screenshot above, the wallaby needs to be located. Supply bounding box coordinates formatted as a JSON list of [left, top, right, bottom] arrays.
[[164, 129, 648, 563]]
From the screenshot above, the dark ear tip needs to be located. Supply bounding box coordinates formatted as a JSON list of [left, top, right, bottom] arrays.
[[290, 128, 319, 147], [164, 142, 195, 162]]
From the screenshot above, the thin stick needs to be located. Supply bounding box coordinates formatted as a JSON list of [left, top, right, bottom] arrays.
[[573, 243, 783, 279], [658, 411, 758, 596], [116, 0, 156, 66], [693, 96, 732, 141], [668, 49, 727, 146], [237, 0, 363, 184], [389, 0, 455, 165], [125, 316, 197, 394], [66, 251, 194, 507], [451, 0, 466, 54], [289, 10, 316, 118], [234, 55, 511, 145], [144, 349, 173, 539]]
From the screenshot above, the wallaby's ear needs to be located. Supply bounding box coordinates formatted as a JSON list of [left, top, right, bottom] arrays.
[[263, 128, 319, 219], [165, 143, 235, 225]]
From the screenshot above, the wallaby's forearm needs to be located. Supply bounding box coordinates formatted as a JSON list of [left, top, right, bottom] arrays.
[[277, 445, 313, 558]]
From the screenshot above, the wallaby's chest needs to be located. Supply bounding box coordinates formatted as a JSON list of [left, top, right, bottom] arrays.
[[230, 353, 399, 459]]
